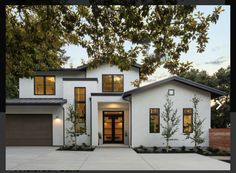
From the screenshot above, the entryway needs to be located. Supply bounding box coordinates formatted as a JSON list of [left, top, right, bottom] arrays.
[[103, 111, 124, 144]]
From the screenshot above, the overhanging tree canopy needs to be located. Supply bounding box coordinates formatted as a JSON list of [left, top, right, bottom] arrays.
[[6, 5, 223, 97]]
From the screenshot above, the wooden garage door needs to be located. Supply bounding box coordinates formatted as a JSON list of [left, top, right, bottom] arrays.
[[6, 114, 52, 146]]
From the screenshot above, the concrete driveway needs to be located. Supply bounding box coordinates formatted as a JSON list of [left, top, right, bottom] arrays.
[[6, 147, 230, 170]]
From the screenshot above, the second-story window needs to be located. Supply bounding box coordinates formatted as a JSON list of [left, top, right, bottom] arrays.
[[102, 74, 124, 92], [34, 76, 55, 95]]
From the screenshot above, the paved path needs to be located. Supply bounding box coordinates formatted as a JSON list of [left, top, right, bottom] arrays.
[[6, 147, 230, 170]]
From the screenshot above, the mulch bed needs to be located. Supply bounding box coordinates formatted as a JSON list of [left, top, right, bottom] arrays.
[[133, 146, 230, 156], [57, 145, 95, 151]]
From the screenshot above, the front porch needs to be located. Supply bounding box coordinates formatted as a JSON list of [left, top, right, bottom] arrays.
[[90, 96, 130, 146]]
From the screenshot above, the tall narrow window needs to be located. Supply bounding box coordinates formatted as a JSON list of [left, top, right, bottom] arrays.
[[34, 76, 55, 95], [150, 108, 160, 133], [183, 108, 193, 133], [75, 87, 86, 133], [102, 74, 124, 92]]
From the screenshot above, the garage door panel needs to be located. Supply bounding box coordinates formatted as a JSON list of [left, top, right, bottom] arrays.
[[6, 114, 52, 146]]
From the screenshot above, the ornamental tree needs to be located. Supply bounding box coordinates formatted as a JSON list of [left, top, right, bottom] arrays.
[[161, 95, 180, 152], [184, 95, 205, 151]]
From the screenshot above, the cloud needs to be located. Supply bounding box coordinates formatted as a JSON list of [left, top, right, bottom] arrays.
[[205, 56, 227, 65]]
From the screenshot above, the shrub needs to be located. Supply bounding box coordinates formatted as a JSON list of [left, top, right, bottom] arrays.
[[153, 146, 158, 151], [82, 143, 89, 147], [181, 146, 186, 152]]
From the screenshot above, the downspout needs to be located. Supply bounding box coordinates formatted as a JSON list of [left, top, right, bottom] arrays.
[[89, 97, 92, 146], [62, 106, 65, 146]]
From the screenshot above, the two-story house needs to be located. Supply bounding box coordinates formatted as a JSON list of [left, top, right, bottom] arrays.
[[6, 63, 225, 147]]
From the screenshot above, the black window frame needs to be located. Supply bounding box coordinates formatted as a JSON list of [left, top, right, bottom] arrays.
[[183, 108, 193, 133], [102, 74, 124, 92], [149, 108, 160, 133], [34, 75, 56, 95], [74, 87, 86, 133]]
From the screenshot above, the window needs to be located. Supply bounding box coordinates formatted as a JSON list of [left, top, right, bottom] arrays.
[[150, 108, 160, 133], [168, 89, 175, 96], [75, 87, 86, 133], [34, 76, 55, 95], [183, 108, 193, 133], [102, 74, 124, 92]]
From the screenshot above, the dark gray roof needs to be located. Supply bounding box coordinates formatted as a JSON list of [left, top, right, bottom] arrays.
[[36, 68, 85, 72], [123, 76, 226, 99], [6, 98, 67, 106], [77, 63, 142, 69]]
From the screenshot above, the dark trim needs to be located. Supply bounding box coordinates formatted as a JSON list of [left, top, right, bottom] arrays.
[[74, 87, 86, 132], [183, 108, 193, 133], [89, 97, 92, 146], [63, 78, 98, 82], [6, 103, 65, 106], [91, 93, 123, 96], [34, 75, 56, 95], [6, 98, 67, 106], [149, 108, 160, 133], [102, 111, 124, 144], [102, 74, 124, 92], [130, 97, 132, 147], [36, 68, 86, 72], [62, 107, 65, 146], [77, 63, 141, 70], [123, 76, 226, 99]]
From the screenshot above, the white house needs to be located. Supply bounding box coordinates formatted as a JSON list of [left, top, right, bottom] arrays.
[[5, 63, 225, 147]]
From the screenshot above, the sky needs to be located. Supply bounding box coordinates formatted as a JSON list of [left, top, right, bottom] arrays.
[[63, 5, 230, 85]]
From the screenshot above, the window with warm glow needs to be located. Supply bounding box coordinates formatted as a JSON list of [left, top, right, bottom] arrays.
[[150, 108, 160, 133], [34, 76, 55, 95], [102, 74, 123, 92], [75, 87, 86, 133], [183, 108, 193, 133]]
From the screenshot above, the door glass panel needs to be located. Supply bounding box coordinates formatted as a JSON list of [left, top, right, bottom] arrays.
[[114, 116, 123, 142], [103, 116, 112, 142]]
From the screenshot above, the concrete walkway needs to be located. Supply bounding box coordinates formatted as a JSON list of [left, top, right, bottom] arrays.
[[6, 147, 230, 170]]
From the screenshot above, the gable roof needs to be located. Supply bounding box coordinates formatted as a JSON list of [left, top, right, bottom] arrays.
[[76, 63, 142, 70], [6, 98, 67, 106], [35, 63, 142, 73], [122, 76, 226, 99]]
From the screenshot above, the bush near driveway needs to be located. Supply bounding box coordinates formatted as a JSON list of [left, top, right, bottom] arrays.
[[133, 146, 230, 156]]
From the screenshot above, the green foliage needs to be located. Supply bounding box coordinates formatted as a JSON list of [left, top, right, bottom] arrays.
[[6, 5, 224, 97], [78, 5, 223, 82], [185, 95, 205, 151], [6, 5, 75, 98], [66, 104, 86, 146], [6, 73, 19, 98], [161, 95, 180, 152]]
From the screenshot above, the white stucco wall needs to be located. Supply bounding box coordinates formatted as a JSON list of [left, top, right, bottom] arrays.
[[86, 64, 139, 92], [63, 80, 98, 145], [19, 71, 85, 98], [131, 81, 211, 147], [6, 105, 64, 146]]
